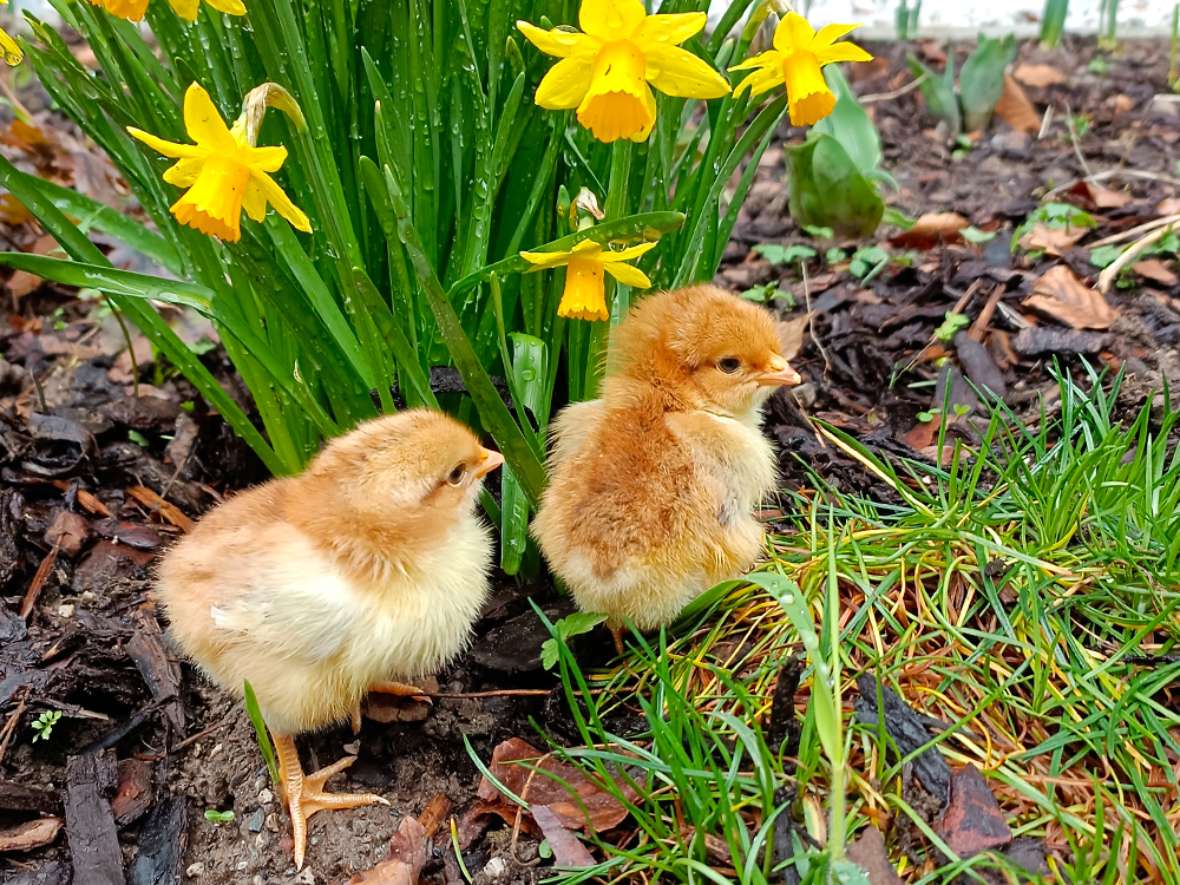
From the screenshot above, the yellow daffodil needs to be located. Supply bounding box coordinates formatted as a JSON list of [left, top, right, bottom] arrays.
[[731, 12, 872, 127], [87, 0, 245, 23], [0, 0, 21, 66], [517, 0, 729, 144], [128, 83, 310, 243], [521, 238, 656, 321]]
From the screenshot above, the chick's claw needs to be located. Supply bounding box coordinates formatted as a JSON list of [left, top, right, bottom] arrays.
[[368, 680, 432, 704]]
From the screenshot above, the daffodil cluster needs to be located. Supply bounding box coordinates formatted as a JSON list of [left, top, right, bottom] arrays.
[[88, 0, 244, 23]]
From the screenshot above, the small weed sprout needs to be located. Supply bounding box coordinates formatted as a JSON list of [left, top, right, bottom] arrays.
[[31, 710, 61, 743], [204, 809, 235, 824]]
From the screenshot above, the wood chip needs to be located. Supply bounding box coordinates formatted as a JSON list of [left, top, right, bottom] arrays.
[[19, 542, 60, 620], [936, 764, 1012, 858], [50, 481, 113, 518], [111, 759, 154, 826], [994, 74, 1041, 134], [64, 750, 126, 885], [1024, 265, 1118, 330], [126, 485, 194, 533], [128, 796, 189, 885], [126, 610, 185, 733], [0, 817, 63, 853]]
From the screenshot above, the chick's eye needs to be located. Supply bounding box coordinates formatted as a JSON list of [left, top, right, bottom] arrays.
[[446, 464, 467, 486], [717, 357, 742, 374]]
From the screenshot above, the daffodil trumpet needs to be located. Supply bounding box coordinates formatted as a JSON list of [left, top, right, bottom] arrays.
[[521, 237, 657, 322], [128, 82, 310, 243], [731, 11, 872, 127], [517, 0, 729, 144]]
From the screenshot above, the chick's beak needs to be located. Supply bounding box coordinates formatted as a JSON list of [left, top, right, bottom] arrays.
[[473, 448, 505, 479], [757, 356, 802, 387]]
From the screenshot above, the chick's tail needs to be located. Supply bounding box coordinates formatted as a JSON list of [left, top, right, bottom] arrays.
[[273, 733, 389, 870]]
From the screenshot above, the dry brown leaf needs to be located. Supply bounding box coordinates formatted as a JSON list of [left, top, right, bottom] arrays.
[[1013, 62, 1067, 88], [0, 817, 62, 853], [994, 74, 1041, 134], [890, 212, 969, 249], [531, 805, 596, 869], [1065, 179, 1132, 210], [1132, 259, 1179, 286], [6, 235, 62, 299], [1024, 265, 1117, 330], [847, 825, 903, 885], [1157, 197, 1180, 215], [1019, 224, 1086, 256], [776, 312, 812, 362], [0, 194, 31, 226], [348, 816, 428, 885], [476, 738, 629, 833]]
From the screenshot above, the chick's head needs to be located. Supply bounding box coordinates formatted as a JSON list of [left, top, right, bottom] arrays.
[[302, 410, 503, 535], [609, 285, 801, 418]]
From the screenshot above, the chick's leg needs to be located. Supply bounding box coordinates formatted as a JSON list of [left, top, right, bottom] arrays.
[[608, 623, 626, 657], [272, 733, 389, 870]]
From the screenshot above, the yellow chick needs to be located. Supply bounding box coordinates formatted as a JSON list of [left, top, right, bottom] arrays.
[[156, 410, 503, 869], [532, 285, 800, 652]]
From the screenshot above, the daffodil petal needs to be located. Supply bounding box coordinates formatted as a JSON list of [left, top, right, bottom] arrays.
[[248, 144, 288, 174], [242, 180, 268, 222], [732, 65, 784, 99], [207, 0, 247, 15], [598, 240, 656, 263], [520, 249, 574, 269], [645, 44, 729, 99], [774, 12, 816, 53], [602, 261, 651, 288], [814, 22, 862, 47], [634, 11, 705, 45], [162, 157, 205, 187], [166, 0, 199, 20], [534, 55, 594, 109], [815, 41, 873, 65], [252, 171, 311, 232], [182, 83, 236, 152], [729, 49, 781, 73], [516, 20, 597, 58], [579, 0, 645, 40], [127, 126, 202, 159], [0, 26, 21, 66], [783, 51, 835, 125]]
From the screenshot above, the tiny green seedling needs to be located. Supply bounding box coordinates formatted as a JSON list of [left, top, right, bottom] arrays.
[[741, 283, 797, 309], [1088, 56, 1112, 75], [1012, 202, 1097, 252], [849, 246, 890, 281], [753, 243, 817, 266], [31, 710, 61, 743], [803, 224, 835, 240], [204, 809, 235, 824], [1069, 113, 1092, 138], [962, 226, 997, 244], [127, 429, 150, 447], [540, 612, 606, 670], [934, 311, 971, 342]]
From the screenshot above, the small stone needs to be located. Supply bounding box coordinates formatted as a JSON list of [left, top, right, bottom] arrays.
[[56, 604, 75, 619], [265, 812, 279, 832], [253, 832, 267, 850], [246, 808, 265, 832], [235, 860, 248, 872], [257, 788, 273, 805], [185, 862, 205, 878], [483, 857, 507, 879], [342, 740, 361, 755], [253, 775, 267, 793]]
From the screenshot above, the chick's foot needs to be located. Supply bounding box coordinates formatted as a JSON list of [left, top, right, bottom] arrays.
[[273, 734, 389, 870]]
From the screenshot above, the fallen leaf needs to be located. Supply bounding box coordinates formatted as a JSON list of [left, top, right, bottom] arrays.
[[0, 194, 30, 226], [348, 816, 428, 885], [477, 738, 629, 833], [5, 235, 63, 299], [1158, 197, 1180, 215], [936, 765, 1012, 859], [44, 510, 90, 558], [901, 417, 940, 451], [1013, 62, 1066, 88], [890, 212, 969, 249], [1024, 265, 1117, 330], [0, 817, 63, 853], [847, 826, 903, 885], [1019, 224, 1086, 256], [531, 805, 595, 869], [1065, 179, 1132, 210], [1132, 259, 1179, 286], [994, 74, 1041, 134], [1109, 94, 1135, 115], [776, 312, 812, 362]]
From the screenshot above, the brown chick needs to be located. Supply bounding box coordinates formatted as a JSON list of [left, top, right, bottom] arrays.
[[532, 285, 800, 652], [156, 410, 503, 870]]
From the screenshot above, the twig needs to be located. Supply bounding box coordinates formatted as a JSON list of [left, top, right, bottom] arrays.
[[1064, 102, 1095, 182], [1097, 224, 1174, 293], [860, 73, 927, 104], [1043, 168, 1180, 198], [968, 284, 1007, 342], [423, 689, 553, 700], [1037, 105, 1054, 141], [19, 541, 60, 619], [0, 687, 29, 766], [1089, 213, 1180, 248], [800, 262, 830, 375], [169, 721, 230, 754]]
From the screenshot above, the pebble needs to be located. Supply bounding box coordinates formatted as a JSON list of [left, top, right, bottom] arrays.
[[246, 808, 265, 832], [235, 860, 248, 872], [185, 862, 205, 878], [265, 812, 279, 833], [56, 604, 75, 619], [342, 739, 361, 755], [257, 788, 273, 805], [483, 857, 507, 879]]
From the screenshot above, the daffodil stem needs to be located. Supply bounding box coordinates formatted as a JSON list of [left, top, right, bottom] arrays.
[[584, 142, 633, 399]]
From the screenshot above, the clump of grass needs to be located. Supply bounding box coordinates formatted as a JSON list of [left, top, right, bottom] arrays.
[[537, 367, 1179, 882]]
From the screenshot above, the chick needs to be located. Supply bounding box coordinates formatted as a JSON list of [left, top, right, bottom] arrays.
[[533, 285, 800, 652], [156, 410, 503, 869]]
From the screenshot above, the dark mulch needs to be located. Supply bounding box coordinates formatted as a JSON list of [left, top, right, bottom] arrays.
[[1, 35, 1177, 885]]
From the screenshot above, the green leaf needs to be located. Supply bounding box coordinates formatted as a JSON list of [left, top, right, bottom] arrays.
[[540, 612, 607, 671], [1090, 244, 1124, 268], [754, 243, 817, 266], [962, 225, 997, 244], [813, 66, 883, 177], [908, 53, 961, 136], [204, 809, 235, 824], [786, 135, 884, 239], [960, 35, 1018, 131], [243, 680, 280, 791], [934, 311, 971, 341]]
